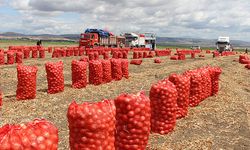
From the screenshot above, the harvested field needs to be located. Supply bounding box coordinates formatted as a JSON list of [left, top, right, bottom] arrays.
[[0, 52, 250, 149]]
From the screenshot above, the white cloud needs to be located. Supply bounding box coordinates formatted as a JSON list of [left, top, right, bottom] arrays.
[[2, 0, 250, 40]]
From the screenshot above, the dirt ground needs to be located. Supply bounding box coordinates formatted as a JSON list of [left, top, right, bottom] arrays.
[[0, 51, 249, 150]]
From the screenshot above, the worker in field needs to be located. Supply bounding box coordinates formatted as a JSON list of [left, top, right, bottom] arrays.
[[37, 40, 42, 46], [245, 48, 248, 54]]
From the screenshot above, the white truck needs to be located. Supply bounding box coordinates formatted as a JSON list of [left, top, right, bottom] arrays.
[[123, 33, 145, 48], [144, 32, 156, 50], [216, 36, 232, 52]]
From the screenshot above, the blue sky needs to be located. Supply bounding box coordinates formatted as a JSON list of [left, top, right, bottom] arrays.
[[1, 0, 250, 41]]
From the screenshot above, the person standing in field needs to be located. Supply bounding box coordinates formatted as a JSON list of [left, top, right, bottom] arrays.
[[245, 48, 248, 54], [37, 40, 42, 46]]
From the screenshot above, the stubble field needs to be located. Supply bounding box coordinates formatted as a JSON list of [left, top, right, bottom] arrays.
[[0, 49, 249, 149]]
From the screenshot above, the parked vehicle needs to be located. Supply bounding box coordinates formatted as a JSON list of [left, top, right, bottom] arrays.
[[123, 33, 145, 48], [144, 33, 156, 50], [191, 45, 201, 50], [79, 29, 125, 48], [216, 36, 232, 52]]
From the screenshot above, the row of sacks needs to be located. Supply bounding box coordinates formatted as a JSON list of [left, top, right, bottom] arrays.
[[7, 46, 45, 52], [14, 59, 129, 100], [0, 50, 46, 65], [87, 51, 128, 60], [155, 49, 172, 56], [221, 51, 236, 56], [176, 49, 201, 54], [132, 47, 151, 51], [66, 66, 222, 149], [130, 58, 162, 65], [133, 51, 155, 59], [85, 47, 130, 55], [52, 47, 85, 58], [0, 66, 222, 149], [213, 51, 220, 57], [239, 55, 250, 69]]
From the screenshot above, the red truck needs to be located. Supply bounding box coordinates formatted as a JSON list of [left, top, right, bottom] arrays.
[[79, 29, 125, 48]]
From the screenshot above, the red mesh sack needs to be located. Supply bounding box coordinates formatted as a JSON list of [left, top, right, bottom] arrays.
[[239, 55, 249, 64], [170, 56, 178, 60], [48, 47, 53, 53], [133, 52, 138, 59], [178, 53, 186, 60], [16, 52, 23, 64], [94, 52, 99, 60], [79, 57, 89, 62], [23, 49, 30, 59], [169, 74, 190, 119], [32, 50, 38, 58], [209, 67, 222, 95], [45, 61, 64, 94], [148, 51, 155, 58], [66, 49, 71, 57], [122, 52, 128, 59], [0, 119, 58, 149], [61, 49, 66, 57], [198, 68, 212, 100], [191, 52, 195, 58], [118, 52, 123, 58], [154, 58, 161, 63], [138, 52, 143, 58], [74, 48, 79, 56], [184, 70, 203, 107], [89, 60, 103, 85], [111, 59, 122, 81], [79, 47, 84, 56], [115, 91, 151, 150], [143, 52, 148, 58], [70, 49, 74, 56], [240, 59, 250, 64], [7, 51, 15, 64], [71, 60, 88, 89], [121, 59, 129, 79], [150, 79, 177, 134], [88, 53, 95, 61], [103, 52, 110, 59], [112, 52, 118, 59], [102, 59, 112, 83], [0, 52, 4, 65], [130, 59, 142, 65], [245, 64, 250, 69], [16, 65, 38, 100], [67, 100, 116, 150], [52, 50, 59, 58], [0, 90, 2, 107], [39, 49, 45, 58]]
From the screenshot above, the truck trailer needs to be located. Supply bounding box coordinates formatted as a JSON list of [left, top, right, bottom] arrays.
[[79, 29, 125, 48]]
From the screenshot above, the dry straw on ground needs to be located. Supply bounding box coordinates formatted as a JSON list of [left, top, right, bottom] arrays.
[[0, 51, 249, 149]]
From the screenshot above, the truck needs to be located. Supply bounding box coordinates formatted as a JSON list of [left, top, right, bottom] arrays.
[[123, 33, 145, 48], [216, 36, 232, 52], [79, 29, 126, 48], [144, 32, 156, 50]]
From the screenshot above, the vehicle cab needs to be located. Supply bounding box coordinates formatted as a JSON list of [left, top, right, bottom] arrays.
[[216, 36, 231, 52], [79, 33, 99, 47], [124, 33, 139, 47]]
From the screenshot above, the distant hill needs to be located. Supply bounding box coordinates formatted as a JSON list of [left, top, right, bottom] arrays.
[[157, 37, 250, 48], [0, 32, 77, 41], [0, 32, 25, 36], [1, 32, 250, 48]]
